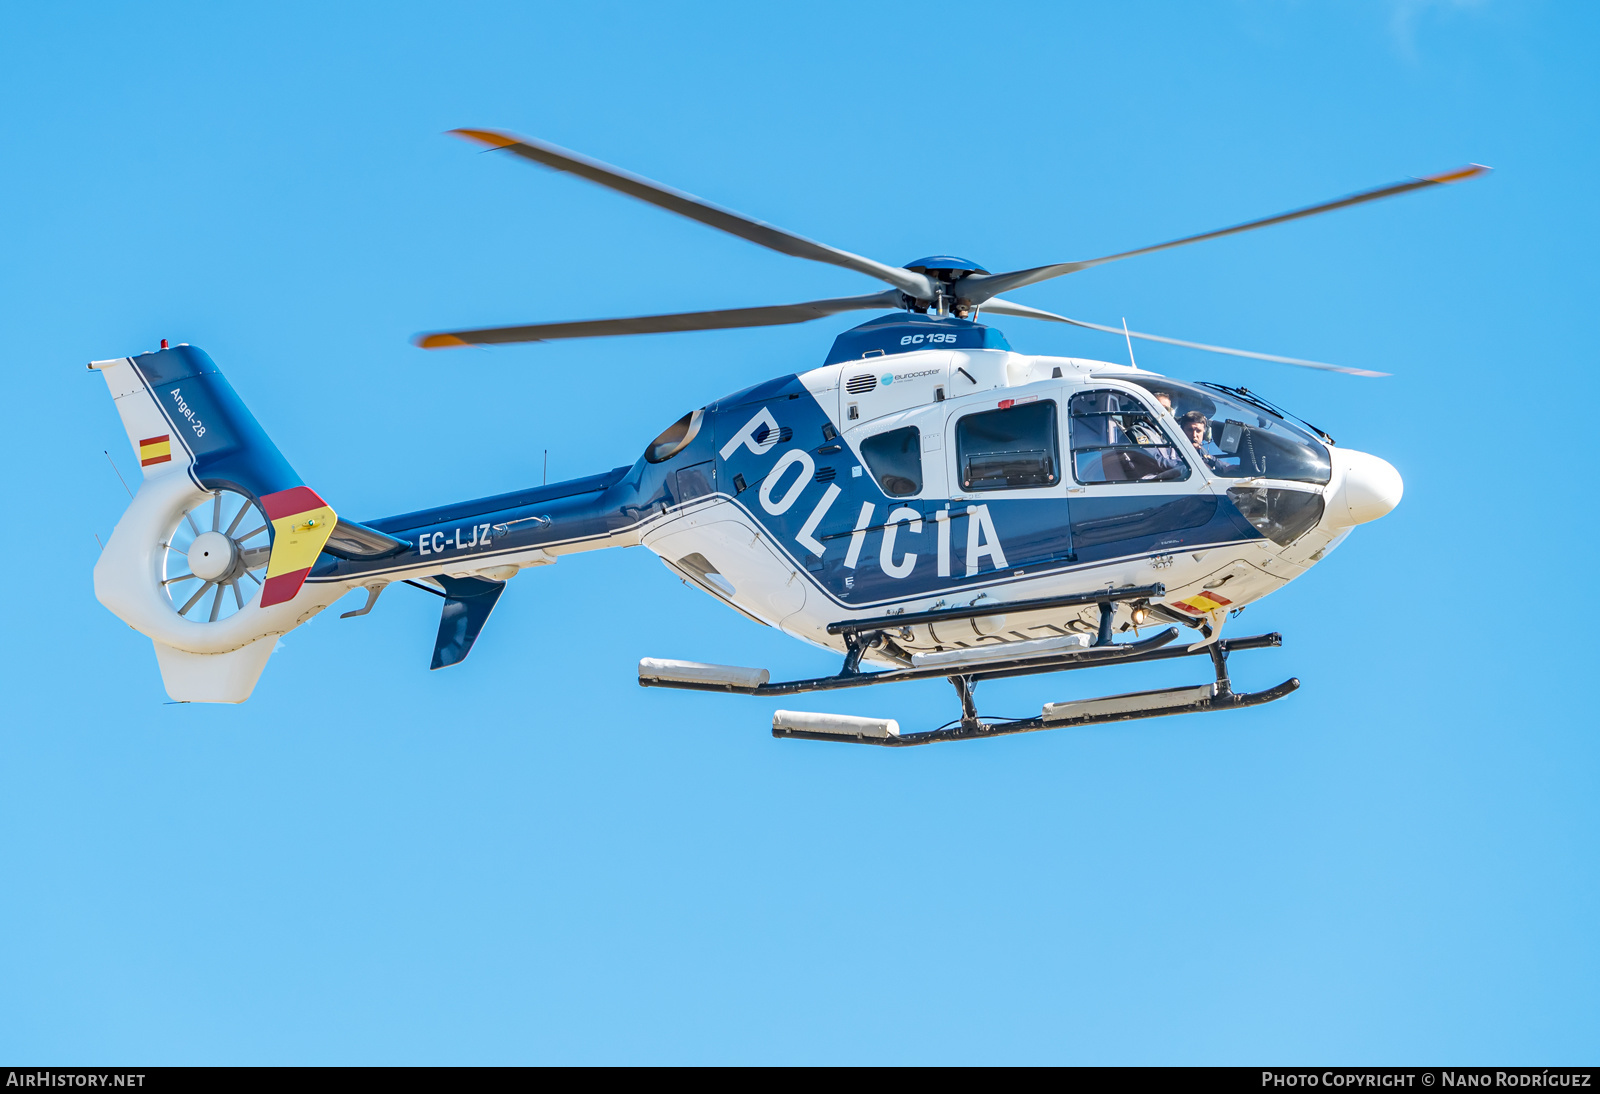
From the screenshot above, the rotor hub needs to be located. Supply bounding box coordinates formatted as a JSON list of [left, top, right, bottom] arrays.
[[899, 257, 989, 315], [902, 256, 988, 281], [188, 530, 242, 583]]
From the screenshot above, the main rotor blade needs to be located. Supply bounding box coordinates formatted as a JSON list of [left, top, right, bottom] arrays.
[[416, 290, 903, 348], [958, 165, 1491, 305], [979, 297, 1388, 377], [450, 129, 936, 301]]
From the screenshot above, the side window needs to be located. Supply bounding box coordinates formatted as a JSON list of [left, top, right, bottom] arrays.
[[956, 400, 1060, 491], [1069, 390, 1190, 485], [860, 426, 922, 497]]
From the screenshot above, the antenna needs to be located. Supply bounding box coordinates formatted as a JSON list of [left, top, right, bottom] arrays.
[[104, 450, 133, 499], [544, 449, 548, 485], [1122, 318, 1138, 369]]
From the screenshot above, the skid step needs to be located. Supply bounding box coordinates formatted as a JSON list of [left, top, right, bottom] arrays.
[[639, 658, 769, 690], [1042, 683, 1216, 723], [772, 710, 901, 741]]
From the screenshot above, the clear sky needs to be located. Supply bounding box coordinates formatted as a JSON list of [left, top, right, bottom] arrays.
[[1, 0, 1595, 1065]]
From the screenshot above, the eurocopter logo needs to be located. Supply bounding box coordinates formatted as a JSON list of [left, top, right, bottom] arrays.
[[881, 368, 939, 386]]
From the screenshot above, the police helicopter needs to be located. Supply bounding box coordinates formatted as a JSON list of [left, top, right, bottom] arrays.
[[89, 129, 1485, 744]]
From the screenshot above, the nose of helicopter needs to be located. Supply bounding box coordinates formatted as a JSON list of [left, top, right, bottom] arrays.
[[1326, 448, 1404, 526]]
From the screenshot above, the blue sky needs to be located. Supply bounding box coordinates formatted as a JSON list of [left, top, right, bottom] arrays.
[[1, 0, 1595, 1064]]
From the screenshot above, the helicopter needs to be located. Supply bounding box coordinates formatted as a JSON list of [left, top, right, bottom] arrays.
[[89, 129, 1485, 745]]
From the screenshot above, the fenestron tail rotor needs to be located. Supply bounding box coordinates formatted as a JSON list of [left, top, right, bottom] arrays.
[[160, 490, 270, 623], [418, 126, 1490, 375]]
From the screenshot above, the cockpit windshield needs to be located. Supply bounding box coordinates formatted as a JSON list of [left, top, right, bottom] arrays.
[[1118, 377, 1332, 484]]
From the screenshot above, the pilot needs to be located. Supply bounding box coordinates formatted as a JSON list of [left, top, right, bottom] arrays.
[[1152, 390, 1177, 417], [1179, 411, 1220, 468]]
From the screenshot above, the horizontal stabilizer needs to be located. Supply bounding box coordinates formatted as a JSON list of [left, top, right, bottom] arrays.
[[323, 518, 410, 560], [431, 574, 507, 670], [260, 487, 338, 607]]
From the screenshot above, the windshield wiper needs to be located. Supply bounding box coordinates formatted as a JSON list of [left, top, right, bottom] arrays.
[[1198, 382, 1335, 446]]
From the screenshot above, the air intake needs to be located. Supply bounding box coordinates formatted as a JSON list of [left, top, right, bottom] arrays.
[[845, 374, 878, 395]]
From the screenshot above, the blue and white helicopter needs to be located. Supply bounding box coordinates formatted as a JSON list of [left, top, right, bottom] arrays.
[[91, 129, 1484, 744]]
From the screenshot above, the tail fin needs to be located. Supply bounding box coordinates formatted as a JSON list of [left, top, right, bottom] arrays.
[[92, 344, 343, 703]]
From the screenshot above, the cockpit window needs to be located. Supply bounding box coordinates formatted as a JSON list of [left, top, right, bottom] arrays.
[[1119, 377, 1332, 485], [956, 400, 1060, 490], [645, 409, 704, 464], [860, 425, 922, 497], [1069, 390, 1190, 484]]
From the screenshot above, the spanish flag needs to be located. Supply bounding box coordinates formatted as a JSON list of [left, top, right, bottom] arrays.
[[138, 434, 171, 466], [1174, 590, 1233, 615], [259, 486, 338, 607]]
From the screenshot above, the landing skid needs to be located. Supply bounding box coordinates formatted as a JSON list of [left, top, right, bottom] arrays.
[[639, 583, 1299, 746], [774, 673, 1300, 747]]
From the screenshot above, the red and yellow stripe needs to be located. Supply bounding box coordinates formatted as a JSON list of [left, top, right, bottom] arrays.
[[259, 486, 338, 607], [139, 434, 172, 466]]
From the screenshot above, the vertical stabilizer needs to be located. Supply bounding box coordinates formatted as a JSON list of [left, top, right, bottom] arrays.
[[151, 637, 279, 704], [91, 344, 345, 703]]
